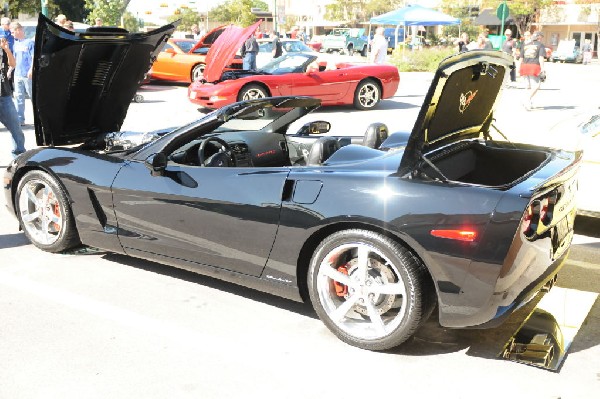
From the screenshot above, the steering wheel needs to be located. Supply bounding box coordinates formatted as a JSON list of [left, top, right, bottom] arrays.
[[198, 137, 235, 167]]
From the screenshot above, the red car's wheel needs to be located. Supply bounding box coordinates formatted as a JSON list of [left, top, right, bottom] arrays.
[[238, 84, 269, 101], [354, 79, 381, 110]]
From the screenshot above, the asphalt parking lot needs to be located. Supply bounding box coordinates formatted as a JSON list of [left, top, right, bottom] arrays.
[[1, 60, 599, 398]]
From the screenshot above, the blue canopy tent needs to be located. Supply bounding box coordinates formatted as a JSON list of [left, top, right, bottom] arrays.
[[369, 4, 460, 49]]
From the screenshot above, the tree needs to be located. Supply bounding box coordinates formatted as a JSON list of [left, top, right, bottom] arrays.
[[52, 0, 87, 21], [84, 0, 128, 26], [502, 0, 555, 36], [208, 0, 269, 27], [122, 11, 139, 32], [166, 7, 202, 32]]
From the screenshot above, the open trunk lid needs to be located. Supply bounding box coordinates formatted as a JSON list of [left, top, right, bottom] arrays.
[[399, 50, 513, 174]]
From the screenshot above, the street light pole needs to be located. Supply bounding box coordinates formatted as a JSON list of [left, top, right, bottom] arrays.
[[40, 0, 49, 17], [273, 0, 277, 34]]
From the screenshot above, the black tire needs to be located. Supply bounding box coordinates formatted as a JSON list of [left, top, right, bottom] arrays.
[[238, 84, 269, 101], [360, 46, 367, 57], [15, 170, 80, 253], [347, 44, 354, 56], [353, 79, 381, 110], [308, 229, 434, 351], [191, 63, 205, 82]]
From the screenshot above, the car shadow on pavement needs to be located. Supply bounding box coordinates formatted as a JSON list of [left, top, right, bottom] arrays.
[[0, 232, 30, 249], [97, 238, 598, 362], [102, 252, 318, 319]]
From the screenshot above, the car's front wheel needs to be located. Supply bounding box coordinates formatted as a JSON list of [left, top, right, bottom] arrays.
[[16, 170, 80, 253], [308, 229, 434, 351], [191, 63, 205, 82], [238, 84, 269, 101], [353, 79, 381, 110]]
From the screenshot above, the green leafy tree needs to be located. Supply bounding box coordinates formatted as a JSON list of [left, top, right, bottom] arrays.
[[166, 7, 202, 32], [52, 0, 87, 21], [364, 0, 401, 19], [122, 10, 139, 32], [209, 0, 269, 26], [84, 0, 129, 26], [5, 0, 39, 17], [502, 0, 555, 36]]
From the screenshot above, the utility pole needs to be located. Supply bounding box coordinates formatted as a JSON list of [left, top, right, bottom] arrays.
[[40, 0, 49, 17], [273, 0, 277, 33]]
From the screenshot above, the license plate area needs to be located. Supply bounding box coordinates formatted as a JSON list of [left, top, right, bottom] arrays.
[[551, 215, 572, 257]]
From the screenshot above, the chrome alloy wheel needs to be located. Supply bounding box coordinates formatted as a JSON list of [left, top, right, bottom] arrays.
[[316, 242, 408, 340], [17, 178, 64, 246], [357, 82, 380, 108], [241, 87, 267, 100]]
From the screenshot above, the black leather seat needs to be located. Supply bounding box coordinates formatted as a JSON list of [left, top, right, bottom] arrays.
[[306, 137, 341, 166], [363, 123, 389, 149]]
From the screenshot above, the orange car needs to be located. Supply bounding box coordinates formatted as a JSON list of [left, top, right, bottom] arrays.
[[149, 26, 242, 83]]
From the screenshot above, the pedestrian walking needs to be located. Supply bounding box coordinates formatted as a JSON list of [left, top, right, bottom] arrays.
[[502, 29, 517, 84], [518, 31, 546, 110], [10, 22, 34, 125], [0, 36, 26, 157], [370, 27, 388, 64], [582, 39, 592, 65]]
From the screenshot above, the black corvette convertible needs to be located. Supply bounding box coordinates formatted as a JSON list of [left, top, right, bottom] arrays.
[[3, 16, 581, 350]]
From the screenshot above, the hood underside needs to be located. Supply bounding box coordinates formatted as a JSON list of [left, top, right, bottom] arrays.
[[33, 14, 176, 146], [399, 50, 513, 173], [202, 20, 262, 83]]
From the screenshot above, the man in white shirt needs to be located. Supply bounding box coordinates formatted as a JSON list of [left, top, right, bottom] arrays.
[[370, 27, 388, 64]]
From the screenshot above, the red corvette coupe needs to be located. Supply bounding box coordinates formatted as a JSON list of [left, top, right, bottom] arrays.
[[188, 23, 399, 110]]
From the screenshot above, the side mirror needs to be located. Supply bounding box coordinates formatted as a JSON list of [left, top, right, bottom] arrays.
[[145, 153, 167, 176], [296, 121, 331, 136], [165, 48, 176, 55]]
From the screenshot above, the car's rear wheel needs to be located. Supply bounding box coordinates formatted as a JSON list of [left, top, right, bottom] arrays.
[[191, 63, 205, 82], [16, 170, 80, 253], [347, 44, 354, 56], [308, 229, 434, 351], [353, 79, 380, 110], [360, 46, 367, 57], [238, 84, 268, 101]]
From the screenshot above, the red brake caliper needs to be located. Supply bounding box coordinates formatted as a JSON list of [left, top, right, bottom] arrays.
[[48, 192, 61, 231], [334, 265, 349, 297]]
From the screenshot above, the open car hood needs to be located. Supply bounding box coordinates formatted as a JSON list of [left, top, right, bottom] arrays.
[[189, 25, 225, 53], [33, 14, 176, 146], [399, 50, 512, 173], [202, 20, 262, 82]]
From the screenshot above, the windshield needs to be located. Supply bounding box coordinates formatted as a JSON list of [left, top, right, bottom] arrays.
[[259, 53, 316, 74], [174, 40, 196, 53]]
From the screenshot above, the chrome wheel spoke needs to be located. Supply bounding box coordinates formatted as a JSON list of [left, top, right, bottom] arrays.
[[369, 281, 406, 297], [25, 185, 40, 206], [356, 245, 369, 283], [321, 266, 357, 289], [365, 298, 387, 336], [21, 210, 40, 224], [331, 293, 360, 322]]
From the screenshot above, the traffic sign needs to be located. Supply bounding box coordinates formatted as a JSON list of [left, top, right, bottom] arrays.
[[497, 2, 510, 21]]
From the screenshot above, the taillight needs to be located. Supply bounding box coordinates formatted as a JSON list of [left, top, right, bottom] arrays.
[[522, 188, 558, 238], [522, 204, 533, 235], [539, 197, 549, 223]]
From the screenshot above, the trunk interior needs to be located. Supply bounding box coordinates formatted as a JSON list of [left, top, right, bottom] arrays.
[[421, 140, 550, 187]]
